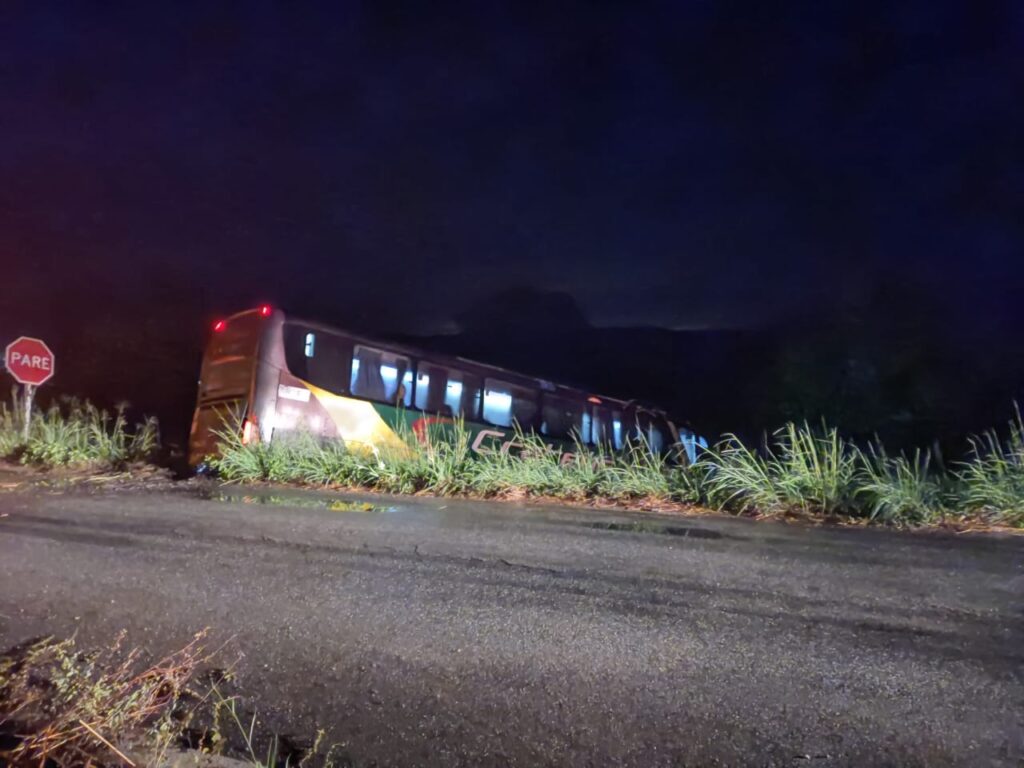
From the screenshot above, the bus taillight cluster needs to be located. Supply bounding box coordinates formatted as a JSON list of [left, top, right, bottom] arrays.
[[212, 305, 273, 333]]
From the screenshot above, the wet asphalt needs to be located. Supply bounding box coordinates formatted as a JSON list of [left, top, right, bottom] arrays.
[[0, 483, 1022, 767]]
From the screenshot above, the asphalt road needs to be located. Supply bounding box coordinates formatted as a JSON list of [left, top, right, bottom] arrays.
[[0, 483, 1022, 767]]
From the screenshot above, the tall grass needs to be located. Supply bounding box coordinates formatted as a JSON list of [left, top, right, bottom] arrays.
[[856, 447, 946, 524], [702, 423, 860, 517], [956, 407, 1024, 526], [0, 397, 23, 456], [702, 424, 960, 524], [0, 395, 159, 469], [211, 417, 684, 505], [210, 412, 1024, 528]]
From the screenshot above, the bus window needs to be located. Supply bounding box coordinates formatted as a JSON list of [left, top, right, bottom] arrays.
[[654, 417, 672, 453], [612, 413, 624, 450], [483, 379, 538, 428], [634, 411, 669, 453], [414, 365, 481, 419], [591, 405, 615, 447], [540, 395, 584, 440], [283, 324, 352, 393], [350, 345, 412, 406]]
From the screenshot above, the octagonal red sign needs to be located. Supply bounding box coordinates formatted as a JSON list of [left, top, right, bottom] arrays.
[[5, 336, 55, 386]]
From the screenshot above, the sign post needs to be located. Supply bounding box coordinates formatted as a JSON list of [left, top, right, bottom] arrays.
[[4, 337, 55, 439], [22, 384, 34, 440]]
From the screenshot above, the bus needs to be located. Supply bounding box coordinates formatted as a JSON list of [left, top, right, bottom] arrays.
[[188, 305, 704, 467]]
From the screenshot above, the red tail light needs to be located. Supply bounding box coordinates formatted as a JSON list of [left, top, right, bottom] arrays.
[[259, 304, 272, 317], [213, 319, 226, 332]]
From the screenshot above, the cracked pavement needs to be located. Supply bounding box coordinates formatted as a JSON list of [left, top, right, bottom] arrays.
[[0, 483, 1022, 766]]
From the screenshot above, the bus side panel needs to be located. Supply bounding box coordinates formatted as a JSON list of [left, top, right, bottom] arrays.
[[368, 402, 581, 459], [300, 383, 407, 453], [264, 371, 338, 442]]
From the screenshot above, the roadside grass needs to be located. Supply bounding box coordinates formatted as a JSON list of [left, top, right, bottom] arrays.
[[0, 399, 22, 457], [955, 407, 1024, 527], [856, 447, 947, 525], [0, 393, 159, 470], [208, 686, 332, 768], [210, 411, 1024, 529], [211, 416, 686, 507], [0, 631, 336, 768], [701, 423, 861, 517], [702, 418, 1024, 528]]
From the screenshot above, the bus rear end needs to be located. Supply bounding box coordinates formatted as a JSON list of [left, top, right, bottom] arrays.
[[188, 306, 278, 466]]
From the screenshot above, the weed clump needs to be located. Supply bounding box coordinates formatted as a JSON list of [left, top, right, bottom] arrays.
[[0, 631, 337, 768], [0, 631, 207, 767]]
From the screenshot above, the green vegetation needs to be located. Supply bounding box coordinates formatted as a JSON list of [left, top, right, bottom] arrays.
[[701, 423, 860, 517], [857, 448, 946, 524], [211, 412, 1024, 528], [956, 407, 1024, 524], [701, 419, 1023, 527], [212, 417, 686, 507], [0, 394, 159, 469]]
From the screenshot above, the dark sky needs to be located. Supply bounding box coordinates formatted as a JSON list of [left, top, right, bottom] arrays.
[[2, 1, 1023, 336]]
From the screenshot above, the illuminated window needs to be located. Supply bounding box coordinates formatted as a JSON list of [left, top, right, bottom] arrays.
[[415, 365, 481, 419], [444, 379, 463, 415], [304, 333, 316, 358], [415, 371, 430, 406], [612, 418, 624, 450], [483, 379, 538, 428], [483, 389, 512, 425], [350, 345, 412, 405], [403, 370, 414, 404]]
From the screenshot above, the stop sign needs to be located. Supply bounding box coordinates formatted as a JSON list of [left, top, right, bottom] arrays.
[[5, 337, 55, 386]]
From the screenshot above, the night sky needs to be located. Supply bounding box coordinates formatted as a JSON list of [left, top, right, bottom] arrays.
[[2, 2, 1023, 443]]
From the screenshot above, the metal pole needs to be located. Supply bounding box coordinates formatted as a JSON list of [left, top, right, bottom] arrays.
[[22, 383, 34, 441]]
